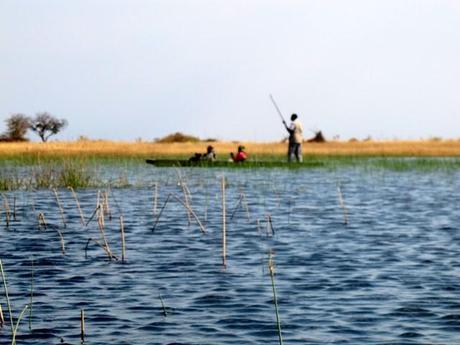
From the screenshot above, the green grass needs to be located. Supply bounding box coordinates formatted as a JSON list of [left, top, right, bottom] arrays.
[[1, 155, 459, 190]]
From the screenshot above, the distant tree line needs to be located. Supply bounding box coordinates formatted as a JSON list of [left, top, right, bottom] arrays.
[[0, 112, 67, 142]]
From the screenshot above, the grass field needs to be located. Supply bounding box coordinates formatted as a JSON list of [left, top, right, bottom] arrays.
[[1, 140, 460, 190], [1, 139, 460, 162]]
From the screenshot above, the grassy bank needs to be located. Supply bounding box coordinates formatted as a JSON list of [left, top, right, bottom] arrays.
[[1, 140, 460, 162], [1, 141, 460, 190]]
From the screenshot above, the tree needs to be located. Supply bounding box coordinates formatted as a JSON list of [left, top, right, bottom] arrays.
[[0, 113, 31, 141], [29, 112, 68, 142]]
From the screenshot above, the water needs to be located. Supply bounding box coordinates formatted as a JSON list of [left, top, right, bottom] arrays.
[[1, 166, 460, 344]]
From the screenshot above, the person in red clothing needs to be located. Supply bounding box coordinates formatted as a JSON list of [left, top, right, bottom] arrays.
[[231, 145, 247, 162]]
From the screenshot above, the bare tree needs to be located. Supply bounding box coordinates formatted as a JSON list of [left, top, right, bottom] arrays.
[[0, 113, 31, 141], [30, 112, 68, 142]]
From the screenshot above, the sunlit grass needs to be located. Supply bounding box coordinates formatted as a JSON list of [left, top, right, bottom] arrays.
[[1, 139, 460, 162]]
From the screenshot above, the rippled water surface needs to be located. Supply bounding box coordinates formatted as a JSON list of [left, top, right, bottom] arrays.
[[1, 166, 460, 344]]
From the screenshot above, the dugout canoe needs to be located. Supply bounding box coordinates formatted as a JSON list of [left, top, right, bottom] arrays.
[[145, 159, 324, 168]]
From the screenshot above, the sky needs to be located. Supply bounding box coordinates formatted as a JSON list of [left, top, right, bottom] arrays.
[[1, 0, 459, 142]]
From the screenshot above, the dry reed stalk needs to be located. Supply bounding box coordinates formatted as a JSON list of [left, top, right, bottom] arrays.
[[98, 224, 114, 261], [29, 259, 33, 331], [153, 182, 158, 216], [87, 198, 113, 260], [0, 259, 14, 333], [203, 182, 209, 225], [182, 183, 192, 226], [267, 214, 275, 236], [337, 184, 349, 225], [229, 194, 244, 221], [152, 195, 171, 232], [120, 216, 126, 262], [97, 201, 105, 230], [0, 304, 4, 327], [11, 303, 29, 345], [241, 193, 251, 221], [57, 230, 66, 255], [12, 195, 16, 221], [52, 188, 66, 228], [175, 169, 192, 225], [103, 190, 112, 221], [171, 194, 206, 234], [84, 238, 119, 261], [229, 192, 251, 222], [2, 194, 11, 228], [159, 294, 167, 317], [85, 204, 100, 227], [38, 212, 47, 230], [68, 187, 85, 226], [268, 252, 283, 345], [152, 194, 206, 234], [221, 176, 227, 268], [80, 309, 85, 343]]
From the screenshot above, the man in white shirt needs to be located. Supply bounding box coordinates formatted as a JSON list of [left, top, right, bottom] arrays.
[[283, 113, 303, 162]]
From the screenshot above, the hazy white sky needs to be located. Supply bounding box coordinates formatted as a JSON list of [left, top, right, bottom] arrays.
[[1, 0, 459, 141]]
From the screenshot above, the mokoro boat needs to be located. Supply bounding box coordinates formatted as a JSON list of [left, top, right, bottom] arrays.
[[145, 159, 324, 168]]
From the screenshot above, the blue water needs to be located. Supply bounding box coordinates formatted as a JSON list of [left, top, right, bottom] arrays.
[[1, 167, 460, 344]]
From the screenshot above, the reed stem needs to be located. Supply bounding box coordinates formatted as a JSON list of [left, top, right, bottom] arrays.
[[85, 205, 100, 227], [267, 214, 275, 236], [68, 187, 85, 226], [171, 194, 206, 234], [103, 190, 112, 221], [0, 260, 14, 333], [0, 304, 4, 328], [11, 303, 29, 345], [159, 294, 167, 317], [337, 184, 349, 225], [84, 238, 119, 261], [229, 194, 243, 221], [268, 252, 283, 345], [57, 230, 66, 255], [152, 195, 171, 232], [53, 188, 66, 228], [222, 176, 227, 268], [37, 212, 47, 230], [80, 309, 85, 343], [153, 182, 158, 216], [29, 259, 34, 331], [2, 194, 11, 228], [242, 192, 251, 221], [120, 216, 126, 262]]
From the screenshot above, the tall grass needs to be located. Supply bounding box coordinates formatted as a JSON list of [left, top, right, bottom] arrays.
[[1, 140, 460, 161]]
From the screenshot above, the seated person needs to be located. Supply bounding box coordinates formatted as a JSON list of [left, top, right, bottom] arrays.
[[189, 153, 202, 162], [204, 145, 216, 161], [231, 145, 247, 162]]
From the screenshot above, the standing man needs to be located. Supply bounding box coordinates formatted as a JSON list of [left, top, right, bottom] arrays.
[[283, 114, 303, 162]]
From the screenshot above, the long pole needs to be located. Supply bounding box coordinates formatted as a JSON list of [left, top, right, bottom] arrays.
[[269, 94, 286, 124]]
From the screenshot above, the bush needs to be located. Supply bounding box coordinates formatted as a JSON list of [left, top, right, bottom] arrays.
[[155, 132, 200, 143]]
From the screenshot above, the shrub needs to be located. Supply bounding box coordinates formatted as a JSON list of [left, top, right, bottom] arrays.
[[155, 132, 200, 143]]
